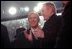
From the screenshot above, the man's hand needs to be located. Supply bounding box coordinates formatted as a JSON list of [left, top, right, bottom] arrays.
[[34, 29, 45, 39]]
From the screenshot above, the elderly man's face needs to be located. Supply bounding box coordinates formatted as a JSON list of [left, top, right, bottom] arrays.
[[41, 5, 53, 20], [28, 14, 39, 27]]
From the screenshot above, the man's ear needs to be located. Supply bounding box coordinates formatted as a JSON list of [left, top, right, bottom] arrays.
[[51, 8, 54, 16]]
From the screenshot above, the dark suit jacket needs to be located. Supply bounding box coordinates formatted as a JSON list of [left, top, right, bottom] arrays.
[[42, 14, 62, 48], [56, 2, 71, 48], [1, 24, 11, 48], [43, 14, 62, 41]]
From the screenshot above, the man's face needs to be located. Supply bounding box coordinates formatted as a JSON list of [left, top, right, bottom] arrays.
[[28, 14, 39, 27], [41, 5, 53, 20]]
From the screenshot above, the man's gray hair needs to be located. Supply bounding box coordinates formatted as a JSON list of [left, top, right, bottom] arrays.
[[43, 1, 57, 14]]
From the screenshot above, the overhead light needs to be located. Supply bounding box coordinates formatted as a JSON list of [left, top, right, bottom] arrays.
[[37, 2, 43, 10], [8, 7, 17, 15], [33, 2, 43, 12], [33, 6, 39, 12], [24, 7, 29, 12]]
